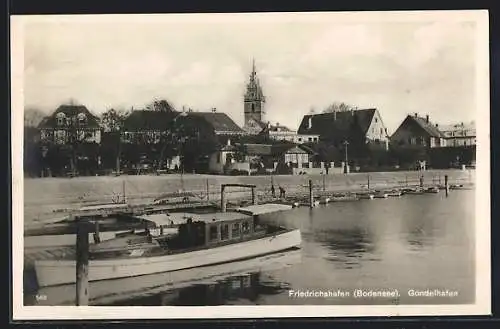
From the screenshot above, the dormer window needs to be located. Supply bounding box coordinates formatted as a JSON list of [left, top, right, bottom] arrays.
[[56, 112, 66, 126], [77, 112, 87, 125]]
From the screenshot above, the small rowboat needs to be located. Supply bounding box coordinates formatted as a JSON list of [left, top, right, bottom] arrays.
[[374, 191, 388, 199], [386, 190, 402, 197], [424, 186, 439, 194], [358, 193, 374, 200], [404, 188, 424, 195], [330, 194, 359, 202]]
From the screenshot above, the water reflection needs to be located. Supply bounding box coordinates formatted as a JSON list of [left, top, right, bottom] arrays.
[[117, 272, 288, 306], [25, 189, 475, 306], [30, 249, 300, 306], [313, 228, 375, 268]]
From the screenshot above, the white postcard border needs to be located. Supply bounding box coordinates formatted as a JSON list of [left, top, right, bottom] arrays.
[[11, 10, 491, 320]]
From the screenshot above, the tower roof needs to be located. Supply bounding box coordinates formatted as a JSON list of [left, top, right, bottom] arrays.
[[245, 59, 265, 101]]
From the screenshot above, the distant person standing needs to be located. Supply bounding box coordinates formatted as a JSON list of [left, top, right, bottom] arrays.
[[279, 186, 286, 199]]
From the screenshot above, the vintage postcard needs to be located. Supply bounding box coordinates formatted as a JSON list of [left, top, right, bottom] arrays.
[[11, 10, 490, 320]]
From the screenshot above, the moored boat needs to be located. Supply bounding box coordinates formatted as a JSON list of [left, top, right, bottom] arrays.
[[358, 193, 374, 200], [424, 186, 439, 194], [404, 187, 424, 195], [34, 204, 301, 287], [330, 193, 359, 202], [373, 191, 388, 199], [386, 190, 402, 197]]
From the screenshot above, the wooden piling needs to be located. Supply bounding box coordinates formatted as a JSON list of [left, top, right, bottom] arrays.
[[419, 175, 424, 188], [251, 186, 257, 205], [206, 179, 210, 201], [405, 175, 408, 187], [322, 174, 326, 191], [122, 181, 126, 203], [309, 179, 314, 208], [93, 220, 101, 244], [445, 175, 449, 197], [221, 185, 226, 212], [367, 175, 370, 190], [76, 217, 89, 306]]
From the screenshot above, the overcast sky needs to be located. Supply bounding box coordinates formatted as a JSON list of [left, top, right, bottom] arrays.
[[21, 12, 484, 133]]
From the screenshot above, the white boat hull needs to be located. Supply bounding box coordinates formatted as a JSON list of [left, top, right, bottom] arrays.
[[34, 249, 302, 306], [34, 229, 302, 287]]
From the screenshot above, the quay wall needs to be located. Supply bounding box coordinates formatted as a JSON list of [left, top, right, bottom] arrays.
[[23, 169, 474, 224]]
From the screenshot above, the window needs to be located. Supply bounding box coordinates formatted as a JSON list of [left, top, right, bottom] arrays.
[[209, 225, 218, 241], [56, 112, 66, 126], [242, 221, 250, 235], [380, 128, 383, 135], [298, 138, 302, 142], [375, 118, 378, 123], [313, 137, 318, 142], [221, 224, 229, 240], [251, 103, 255, 112], [77, 113, 87, 125], [308, 137, 312, 142], [232, 223, 240, 238]]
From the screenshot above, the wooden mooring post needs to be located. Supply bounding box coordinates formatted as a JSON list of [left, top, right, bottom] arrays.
[[75, 216, 90, 306], [367, 175, 370, 190], [322, 174, 326, 192], [309, 179, 314, 208], [445, 175, 449, 197], [206, 179, 210, 202], [419, 175, 424, 188], [251, 186, 257, 205], [93, 220, 101, 244], [221, 185, 226, 213]]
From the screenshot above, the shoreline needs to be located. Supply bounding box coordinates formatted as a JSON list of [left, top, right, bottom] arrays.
[[22, 168, 475, 225]]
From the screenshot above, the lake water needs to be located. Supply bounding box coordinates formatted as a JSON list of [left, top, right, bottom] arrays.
[[26, 187, 475, 306]]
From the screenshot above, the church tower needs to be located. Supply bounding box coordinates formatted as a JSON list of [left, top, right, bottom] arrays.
[[243, 59, 266, 133]]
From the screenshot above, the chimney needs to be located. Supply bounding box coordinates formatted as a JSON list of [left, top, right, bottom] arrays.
[[426, 115, 429, 123], [307, 117, 312, 129]]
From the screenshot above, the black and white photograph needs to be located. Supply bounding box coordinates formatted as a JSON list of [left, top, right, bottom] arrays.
[[12, 10, 490, 319]]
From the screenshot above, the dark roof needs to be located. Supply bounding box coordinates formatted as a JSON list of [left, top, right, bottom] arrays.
[[409, 116, 445, 138], [38, 104, 100, 129], [188, 112, 244, 134], [123, 110, 181, 131], [264, 124, 294, 133], [297, 109, 377, 141]]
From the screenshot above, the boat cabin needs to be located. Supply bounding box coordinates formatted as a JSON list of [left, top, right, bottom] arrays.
[[161, 211, 272, 250]]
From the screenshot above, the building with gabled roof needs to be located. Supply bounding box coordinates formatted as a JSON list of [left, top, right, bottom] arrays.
[[38, 103, 102, 145], [259, 122, 320, 144], [390, 113, 446, 149], [297, 108, 389, 162], [438, 121, 476, 147]]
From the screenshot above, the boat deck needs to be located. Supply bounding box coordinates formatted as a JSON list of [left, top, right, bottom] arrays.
[[24, 246, 76, 267]]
